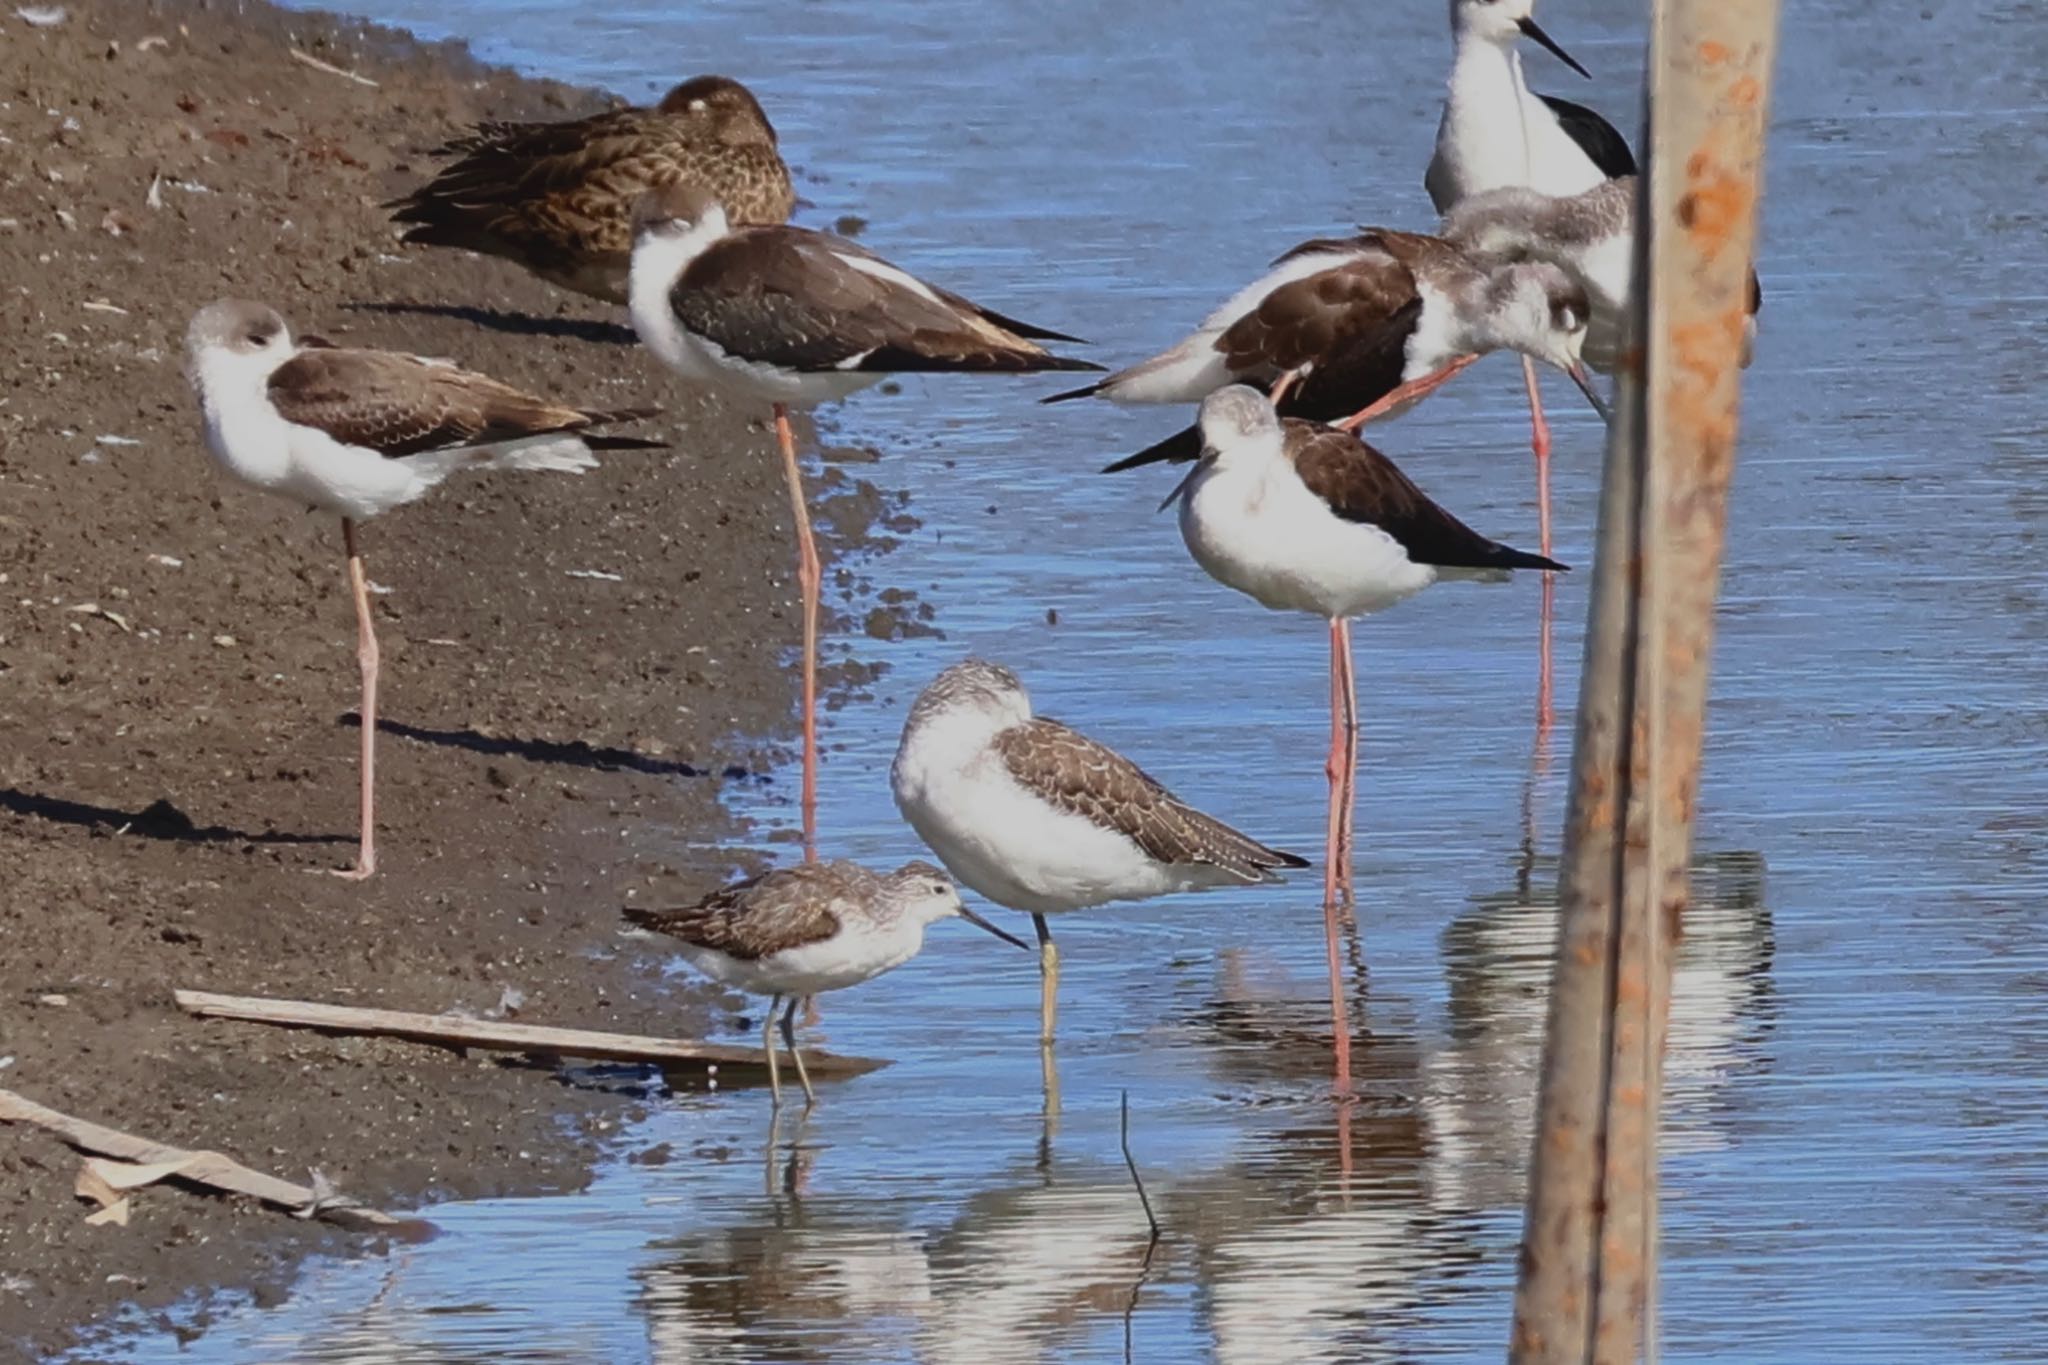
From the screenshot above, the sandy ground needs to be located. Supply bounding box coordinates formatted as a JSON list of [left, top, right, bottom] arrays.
[[0, 2, 916, 1357]]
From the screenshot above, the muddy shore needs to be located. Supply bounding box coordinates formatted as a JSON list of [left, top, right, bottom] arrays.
[[0, 3, 910, 1357]]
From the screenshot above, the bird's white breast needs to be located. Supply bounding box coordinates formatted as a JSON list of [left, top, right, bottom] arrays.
[[1179, 455, 1436, 621], [1430, 44, 1605, 210], [891, 715, 1189, 915], [676, 919, 928, 999], [193, 350, 432, 520]]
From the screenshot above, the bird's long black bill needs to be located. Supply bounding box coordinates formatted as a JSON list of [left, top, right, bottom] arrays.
[[961, 906, 1033, 951], [1568, 363, 1613, 424], [1519, 16, 1592, 80], [1158, 451, 1216, 513]]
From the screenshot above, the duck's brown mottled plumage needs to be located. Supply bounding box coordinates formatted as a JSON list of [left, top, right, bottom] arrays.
[[991, 718, 1308, 879], [389, 74, 796, 304]]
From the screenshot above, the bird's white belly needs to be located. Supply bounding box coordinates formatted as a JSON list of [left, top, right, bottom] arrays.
[[693, 333, 882, 406], [203, 399, 427, 520], [1181, 463, 1435, 620], [680, 926, 922, 999], [896, 758, 1183, 915]]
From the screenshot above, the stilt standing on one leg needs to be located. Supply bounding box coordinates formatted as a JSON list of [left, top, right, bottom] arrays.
[[1523, 356, 1555, 559], [1335, 617, 1360, 906], [338, 518, 379, 881], [1322, 618, 1346, 909], [772, 403, 821, 856], [1322, 615, 1356, 1089]]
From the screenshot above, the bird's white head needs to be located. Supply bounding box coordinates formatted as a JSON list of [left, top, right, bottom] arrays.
[[183, 299, 293, 401], [1480, 263, 1587, 365], [1480, 264, 1611, 422], [1449, 0, 1591, 79], [1195, 385, 1284, 469], [908, 658, 1032, 732], [630, 182, 730, 282], [631, 183, 731, 251], [884, 860, 1030, 948], [885, 860, 967, 926]]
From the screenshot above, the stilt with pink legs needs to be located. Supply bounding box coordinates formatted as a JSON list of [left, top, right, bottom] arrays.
[[181, 299, 667, 878], [624, 184, 1100, 851], [1168, 387, 1561, 1075]]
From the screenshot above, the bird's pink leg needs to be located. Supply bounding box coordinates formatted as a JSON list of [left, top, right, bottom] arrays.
[[1268, 368, 1304, 408], [1333, 353, 1482, 433], [1537, 573, 1557, 739], [773, 403, 821, 859], [333, 517, 378, 881], [1323, 619, 1344, 911], [1322, 617, 1354, 1092], [1523, 355, 1553, 560], [1336, 616, 1359, 907]]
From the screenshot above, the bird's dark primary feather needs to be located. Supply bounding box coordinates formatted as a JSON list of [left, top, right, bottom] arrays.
[[1537, 95, 1637, 179], [1284, 420, 1566, 573]]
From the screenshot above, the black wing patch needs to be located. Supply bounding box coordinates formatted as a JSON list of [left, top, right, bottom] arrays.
[[1538, 95, 1637, 179]]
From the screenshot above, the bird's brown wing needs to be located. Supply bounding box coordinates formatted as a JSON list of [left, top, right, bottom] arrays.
[[1214, 245, 1418, 384], [1284, 419, 1563, 572], [672, 228, 1096, 374], [992, 718, 1305, 879], [622, 863, 851, 959], [266, 348, 604, 456]]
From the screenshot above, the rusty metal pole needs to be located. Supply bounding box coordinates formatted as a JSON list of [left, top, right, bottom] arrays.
[[1507, 1, 1779, 1363]]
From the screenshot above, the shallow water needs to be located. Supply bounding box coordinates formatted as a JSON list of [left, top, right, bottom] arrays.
[[103, 0, 2048, 1360]]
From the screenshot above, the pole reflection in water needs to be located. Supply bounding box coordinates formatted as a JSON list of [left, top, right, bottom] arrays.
[[1427, 846, 1778, 1214]]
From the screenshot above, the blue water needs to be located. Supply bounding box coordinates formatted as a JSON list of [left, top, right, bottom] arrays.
[[95, 0, 2048, 1360]]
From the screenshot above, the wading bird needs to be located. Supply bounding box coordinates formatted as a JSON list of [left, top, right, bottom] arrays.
[[624, 859, 1026, 1108], [183, 299, 665, 878], [628, 185, 1099, 849], [892, 658, 1306, 1043]]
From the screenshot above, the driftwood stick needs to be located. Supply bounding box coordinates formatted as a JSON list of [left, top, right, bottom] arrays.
[[171, 989, 889, 1079], [0, 1087, 413, 1231], [287, 47, 380, 87]]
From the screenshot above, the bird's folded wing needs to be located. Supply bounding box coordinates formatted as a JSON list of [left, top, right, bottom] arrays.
[[1215, 251, 1418, 381], [266, 348, 594, 456], [672, 229, 1062, 372], [993, 718, 1291, 879]]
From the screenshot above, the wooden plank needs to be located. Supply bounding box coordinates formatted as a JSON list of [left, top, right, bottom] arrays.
[[0, 1087, 419, 1232], [172, 989, 890, 1079]]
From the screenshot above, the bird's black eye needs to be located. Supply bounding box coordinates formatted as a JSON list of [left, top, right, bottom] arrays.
[[931, 883, 948, 895]]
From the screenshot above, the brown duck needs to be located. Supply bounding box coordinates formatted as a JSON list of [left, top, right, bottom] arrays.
[[389, 74, 796, 304]]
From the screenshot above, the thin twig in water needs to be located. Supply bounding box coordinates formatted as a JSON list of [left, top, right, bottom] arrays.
[[288, 47, 379, 87], [1121, 1092, 1163, 1365], [1120, 1090, 1160, 1242]]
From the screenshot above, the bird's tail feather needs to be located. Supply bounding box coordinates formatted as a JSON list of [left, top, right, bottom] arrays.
[[1100, 423, 1201, 474]]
